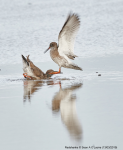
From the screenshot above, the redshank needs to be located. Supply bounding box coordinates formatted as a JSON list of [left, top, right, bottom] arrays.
[[44, 12, 82, 74], [22, 55, 54, 80], [52, 82, 82, 139]]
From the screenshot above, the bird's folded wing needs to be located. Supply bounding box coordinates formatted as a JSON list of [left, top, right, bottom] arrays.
[[29, 62, 44, 77], [22, 55, 43, 77], [58, 13, 80, 60]]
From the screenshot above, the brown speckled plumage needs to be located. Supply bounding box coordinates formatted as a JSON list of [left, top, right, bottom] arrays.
[[45, 12, 82, 73], [22, 55, 54, 80]]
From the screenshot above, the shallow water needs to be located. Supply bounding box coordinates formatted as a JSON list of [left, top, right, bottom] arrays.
[[0, 0, 123, 149], [0, 55, 123, 149]]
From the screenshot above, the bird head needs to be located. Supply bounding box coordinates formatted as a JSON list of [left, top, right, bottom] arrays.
[[44, 42, 57, 53]]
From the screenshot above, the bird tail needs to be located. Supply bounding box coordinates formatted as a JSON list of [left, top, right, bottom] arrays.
[[68, 63, 83, 71], [22, 55, 29, 66], [22, 55, 30, 73]]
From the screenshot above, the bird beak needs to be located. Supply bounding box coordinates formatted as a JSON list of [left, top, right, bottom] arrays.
[[44, 47, 50, 53]]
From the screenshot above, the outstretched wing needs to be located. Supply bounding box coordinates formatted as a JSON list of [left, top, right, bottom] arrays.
[[58, 12, 80, 60]]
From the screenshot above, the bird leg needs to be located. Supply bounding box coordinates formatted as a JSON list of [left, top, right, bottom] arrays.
[[49, 68, 61, 74], [23, 73, 32, 79], [47, 81, 61, 86]]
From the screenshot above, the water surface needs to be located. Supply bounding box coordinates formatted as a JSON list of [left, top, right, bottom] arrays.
[[0, 0, 123, 149]]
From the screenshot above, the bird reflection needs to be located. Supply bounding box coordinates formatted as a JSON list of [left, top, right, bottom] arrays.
[[52, 82, 82, 141], [23, 80, 44, 102], [23, 79, 57, 102], [23, 79, 83, 141]]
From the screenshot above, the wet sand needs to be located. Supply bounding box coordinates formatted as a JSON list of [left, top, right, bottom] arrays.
[[0, 55, 123, 150]]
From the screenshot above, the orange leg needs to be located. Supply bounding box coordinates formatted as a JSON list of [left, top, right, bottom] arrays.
[[59, 81, 61, 89], [49, 68, 61, 74], [23, 73, 27, 78], [47, 81, 61, 86], [23, 73, 32, 79], [53, 81, 61, 87]]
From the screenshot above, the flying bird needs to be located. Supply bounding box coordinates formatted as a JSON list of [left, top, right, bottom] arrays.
[[44, 12, 82, 74]]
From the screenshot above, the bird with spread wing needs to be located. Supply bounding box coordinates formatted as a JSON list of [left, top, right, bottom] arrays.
[[44, 12, 82, 74]]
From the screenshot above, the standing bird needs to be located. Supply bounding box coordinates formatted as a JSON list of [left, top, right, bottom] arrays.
[[44, 12, 82, 74]]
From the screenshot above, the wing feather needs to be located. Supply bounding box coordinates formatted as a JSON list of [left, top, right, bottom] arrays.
[[58, 12, 80, 59], [22, 55, 44, 77]]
